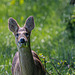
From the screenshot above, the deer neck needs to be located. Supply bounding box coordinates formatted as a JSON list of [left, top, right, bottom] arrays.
[[18, 41, 35, 75]]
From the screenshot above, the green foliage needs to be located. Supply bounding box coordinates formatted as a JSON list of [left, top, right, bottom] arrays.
[[66, 10, 75, 39], [0, 0, 75, 75]]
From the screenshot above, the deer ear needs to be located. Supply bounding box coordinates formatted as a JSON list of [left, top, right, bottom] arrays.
[[24, 16, 35, 32], [8, 18, 19, 33]]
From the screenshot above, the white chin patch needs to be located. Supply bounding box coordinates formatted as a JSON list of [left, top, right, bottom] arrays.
[[17, 43, 27, 48]]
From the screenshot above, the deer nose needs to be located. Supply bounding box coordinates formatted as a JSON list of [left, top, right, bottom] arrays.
[[19, 38, 25, 43]]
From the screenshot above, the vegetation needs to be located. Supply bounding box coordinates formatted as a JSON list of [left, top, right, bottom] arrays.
[[0, 0, 75, 75]]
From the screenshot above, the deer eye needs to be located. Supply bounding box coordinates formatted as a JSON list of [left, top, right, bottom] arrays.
[[16, 33, 19, 38], [25, 33, 29, 37]]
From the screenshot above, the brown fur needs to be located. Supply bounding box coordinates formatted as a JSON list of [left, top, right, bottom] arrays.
[[12, 51, 45, 75]]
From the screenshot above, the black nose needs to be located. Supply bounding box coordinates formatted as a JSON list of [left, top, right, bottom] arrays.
[[20, 38, 25, 43]]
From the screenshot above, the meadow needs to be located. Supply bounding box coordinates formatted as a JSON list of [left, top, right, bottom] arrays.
[[0, 0, 75, 75]]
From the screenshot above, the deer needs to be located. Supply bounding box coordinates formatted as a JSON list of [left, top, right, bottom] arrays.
[[8, 16, 46, 75]]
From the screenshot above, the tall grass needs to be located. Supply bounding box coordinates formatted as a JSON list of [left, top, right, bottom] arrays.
[[0, 0, 75, 75]]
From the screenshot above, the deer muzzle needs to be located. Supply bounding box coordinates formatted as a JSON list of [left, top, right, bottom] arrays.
[[18, 37, 27, 47]]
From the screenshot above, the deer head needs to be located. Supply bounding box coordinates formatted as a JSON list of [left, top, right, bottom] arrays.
[[8, 16, 35, 48]]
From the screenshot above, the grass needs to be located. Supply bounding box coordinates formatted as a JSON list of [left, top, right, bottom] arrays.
[[0, 0, 75, 75]]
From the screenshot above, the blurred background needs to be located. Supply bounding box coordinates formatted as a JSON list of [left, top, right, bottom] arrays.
[[0, 0, 75, 75]]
